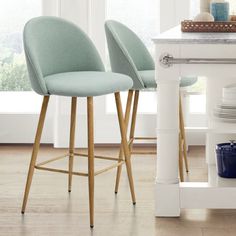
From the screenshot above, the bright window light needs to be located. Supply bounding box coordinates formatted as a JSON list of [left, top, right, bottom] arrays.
[[189, 95, 206, 114], [0, 0, 41, 92], [187, 77, 206, 114], [106, 0, 159, 55], [0, 92, 42, 114], [0, 0, 41, 113], [106, 0, 159, 114]]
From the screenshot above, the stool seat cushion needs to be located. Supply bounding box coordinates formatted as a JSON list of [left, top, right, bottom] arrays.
[[138, 70, 198, 89], [45, 71, 133, 97]]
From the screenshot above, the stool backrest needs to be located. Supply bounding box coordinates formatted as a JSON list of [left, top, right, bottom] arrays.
[[105, 20, 155, 89], [24, 16, 105, 95]]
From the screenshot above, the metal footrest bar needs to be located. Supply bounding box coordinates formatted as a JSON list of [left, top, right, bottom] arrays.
[[74, 152, 120, 161], [128, 138, 134, 145], [36, 154, 69, 167], [127, 137, 156, 147], [94, 161, 125, 176], [133, 137, 157, 140], [34, 152, 125, 177], [131, 151, 156, 155], [127, 136, 157, 156], [35, 165, 88, 176], [35, 160, 125, 177]]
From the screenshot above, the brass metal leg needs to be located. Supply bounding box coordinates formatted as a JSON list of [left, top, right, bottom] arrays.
[[179, 134, 184, 182], [115, 93, 136, 204], [179, 93, 189, 173], [115, 90, 133, 194], [87, 97, 95, 228], [21, 96, 50, 213], [129, 91, 139, 153], [68, 97, 77, 192]]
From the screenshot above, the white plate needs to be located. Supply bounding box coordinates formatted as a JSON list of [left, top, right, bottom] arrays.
[[214, 112, 236, 117], [214, 113, 236, 119], [217, 104, 236, 109], [214, 107, 236, 114], [224, 83, 236, 90], [213, 116, 236, 123]]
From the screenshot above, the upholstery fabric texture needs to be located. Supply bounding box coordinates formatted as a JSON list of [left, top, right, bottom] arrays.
[[105, 20, 197, 90], [139, 70, 198, 88], [23, 16, 133, 96], [45, 71, 133, 97], [105, 20, 154, 89]]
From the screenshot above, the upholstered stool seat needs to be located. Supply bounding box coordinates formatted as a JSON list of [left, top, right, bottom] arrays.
[[139, 70, 198, 89], [45, 71, 133, 97]]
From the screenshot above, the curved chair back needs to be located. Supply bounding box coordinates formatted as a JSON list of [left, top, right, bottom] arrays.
[[24, 16, 105, 95], [105, 20, 155, 89]]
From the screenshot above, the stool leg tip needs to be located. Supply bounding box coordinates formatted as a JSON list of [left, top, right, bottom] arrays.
[[133, 202, 136, 205], [68, 190, 71, 193], [115, 191, 118, 194], [90, 225, 94, 229], [21, 211, 24, 214]]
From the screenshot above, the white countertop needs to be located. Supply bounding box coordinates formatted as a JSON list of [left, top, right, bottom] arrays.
[[153, 26, 236, 44]]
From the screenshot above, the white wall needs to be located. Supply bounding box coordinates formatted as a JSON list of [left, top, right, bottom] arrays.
[[159, 0, 190, 32]]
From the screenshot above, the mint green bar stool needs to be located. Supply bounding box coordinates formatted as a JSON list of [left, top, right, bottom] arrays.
[[21, 16, 136, 228], [105, 20, 198, 187]]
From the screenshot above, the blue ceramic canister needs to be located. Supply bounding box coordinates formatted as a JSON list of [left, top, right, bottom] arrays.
[[216, 141, 236, 178], [210, 0, 229, 21]]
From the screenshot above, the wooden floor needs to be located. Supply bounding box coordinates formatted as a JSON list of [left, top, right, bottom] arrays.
[[1, 145, 236, 236]]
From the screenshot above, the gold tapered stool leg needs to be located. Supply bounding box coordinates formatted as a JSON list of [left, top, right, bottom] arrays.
[[87, 97, 95, 228], [179, 93, 189, 173], [115, 92, 136, 204], [129, 91, 139, 153], [68, 97, 77, 192], [115, 90, 133, 194], [21, 96, 50, 214], [179, 133, 184, 182]]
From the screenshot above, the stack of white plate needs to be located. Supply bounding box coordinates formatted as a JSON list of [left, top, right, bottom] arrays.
[[214, 84, 236, 122]]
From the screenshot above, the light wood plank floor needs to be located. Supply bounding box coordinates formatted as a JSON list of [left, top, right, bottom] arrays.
[[1, 145, 236, 236]]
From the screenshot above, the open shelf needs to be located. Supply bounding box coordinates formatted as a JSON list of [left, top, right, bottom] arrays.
[[179, 165, 236, 209], [208, 164, 236, 188]]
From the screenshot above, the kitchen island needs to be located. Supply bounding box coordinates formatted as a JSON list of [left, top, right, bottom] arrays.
[[153, 26, 236, 216]]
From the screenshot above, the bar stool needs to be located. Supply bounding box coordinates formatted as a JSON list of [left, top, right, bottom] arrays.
[[21, 16, 136, 228], [105, 20, 198, 186]]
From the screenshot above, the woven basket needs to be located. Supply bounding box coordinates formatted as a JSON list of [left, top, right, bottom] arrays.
[[181, 20, 236, 33]]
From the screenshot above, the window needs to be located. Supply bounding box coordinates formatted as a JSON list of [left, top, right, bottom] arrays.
[[0, 0, 42, 113], [187, 77, 206, 114], [106, 0, 159, 114], [106, 0, 159, 55]]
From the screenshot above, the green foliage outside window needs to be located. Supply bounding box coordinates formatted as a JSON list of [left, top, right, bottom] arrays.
[[0, 33, 31, 91], [0, 55, 31, 91]]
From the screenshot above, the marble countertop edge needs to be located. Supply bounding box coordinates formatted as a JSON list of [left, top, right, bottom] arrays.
[[152, 26, 236, 44]]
